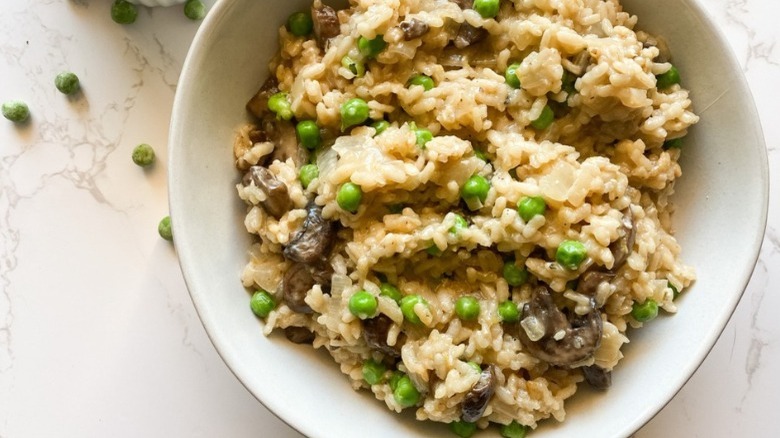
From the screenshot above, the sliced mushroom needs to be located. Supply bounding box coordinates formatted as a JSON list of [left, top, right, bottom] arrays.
[[517, 286, 603, 367], [242, 166, 293, 219], [641, 34, 671, 63], [284, 201, 337, 265], [454, 22, 487, 49], [311, 4, 340, 46], [581, 364, 611, 390], [399, 18, 429, 41], [362, 314, 402, 357], [279, 263, 316, 314], [284, 326, 316, 344], [609, 207, 636, 271], [246, 76, 279, 119], [259, 116, 308, 168], [462, 365, 496, 422], [576, 271, 615, 296]]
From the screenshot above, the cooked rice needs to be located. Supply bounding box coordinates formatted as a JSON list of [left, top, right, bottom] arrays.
[[234, 0, 697, 431]]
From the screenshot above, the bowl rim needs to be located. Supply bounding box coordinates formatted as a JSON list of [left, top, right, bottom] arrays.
[[168, 0, 770, 436]]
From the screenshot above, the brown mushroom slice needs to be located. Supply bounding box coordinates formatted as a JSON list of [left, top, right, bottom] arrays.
[[284, 326, 316, 344], [260, 116, 308, 168], [609, 207, 636, 271], [311, 4, 340, 46], [399, 18, 429, 41], [246, 76, 280, 119], [576, 271, 615, 296], [581, 364, 611, 390], [517, 286, 603, 367], [242, 166, 293, 219], [279, 263, 316, 314], [362, 314, 402, 357], [454, 22, 487, 49], [462, 365, 496, 422], [284, 201, 337, 265]]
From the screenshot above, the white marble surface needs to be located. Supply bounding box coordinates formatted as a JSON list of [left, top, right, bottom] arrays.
[[0, 0, 776, 436]]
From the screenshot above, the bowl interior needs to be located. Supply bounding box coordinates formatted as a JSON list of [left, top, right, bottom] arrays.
[[168, 1, 768, 436]]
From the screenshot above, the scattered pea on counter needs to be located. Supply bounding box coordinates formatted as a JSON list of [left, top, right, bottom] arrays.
[[184, 0, 206, 20], [132, 143, 156, 167], [158, 216, 173, 241], [111, 0, 138, 24], [55, 72, 80, 95], [2, 100, 30, 123]]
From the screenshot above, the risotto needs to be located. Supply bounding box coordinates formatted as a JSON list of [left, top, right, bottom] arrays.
[[232, 0, 697, 433]]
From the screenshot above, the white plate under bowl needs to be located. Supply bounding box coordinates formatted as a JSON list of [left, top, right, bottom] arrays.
[[169, 0, 769, 436]]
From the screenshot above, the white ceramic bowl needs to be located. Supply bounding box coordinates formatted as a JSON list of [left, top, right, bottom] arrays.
[[169, 0, 769, 436]]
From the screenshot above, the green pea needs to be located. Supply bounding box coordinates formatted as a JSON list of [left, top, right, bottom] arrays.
[[299, 164, 319, 189], [111, 0, 137, 24], [158, 216, 173, 241], [473, 0, 500, 19], [517, 196, 547, 222], [337, 182, 363, 213], [505, 63, 521, 89], [348, 290, 378, 319], [358, 35, 387, 59], [362, 359, 387, 385], [466, 361, 482, 373], [449, 214, 469, 235], [54, 72, 80, 95], [474, 149, 488, 161], [341, 55, 366, 78], [530, 105, 554, 130], [372, 120, 389, 136], [450, 420, 478, 438], [426, 244, 443, 257], [502, 262, 528, 286], [392, 375, 420, 408], [498, 301, 519, 323], [408, 74, 435, 91], [340, 97, 370, 130], [455, 296, 480, 321], [296, 120, 321, 150], [250, 290, 276, 318], [632, 299, 659, 322], [656, 65, 681, 89], [562, 71, 577, 95], [132, 143, 155, 167], [461, 175, 490, 203], [268, 92, 294, 121], [400, 294, 429, 325], [415, 127, 433, 148], [669, 282, 681, 300], [556, 240, 587, 270], [663, 137, 683, 149], [184, 0, 206, 20], [1, 100, 29, 123], [388, 370, 405, 391], [379, 283, 403, 304], [287, 11, 313, 37], [500, 421, 530, 438]]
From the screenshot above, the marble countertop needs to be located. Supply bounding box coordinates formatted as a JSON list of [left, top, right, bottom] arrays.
[[0, 0, 777, 436]]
